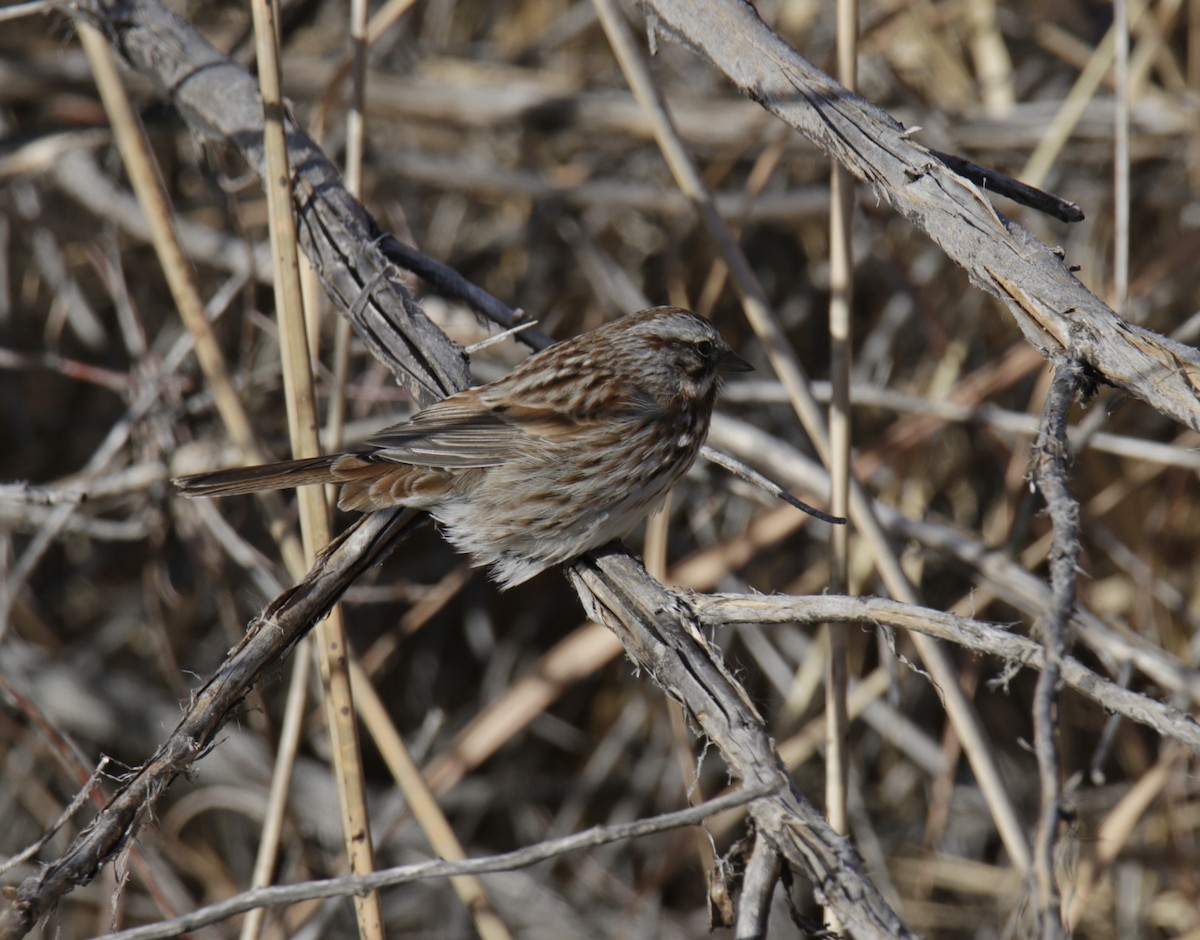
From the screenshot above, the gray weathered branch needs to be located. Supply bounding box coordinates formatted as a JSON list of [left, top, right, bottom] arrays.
[[645, 0, 1200, 431]]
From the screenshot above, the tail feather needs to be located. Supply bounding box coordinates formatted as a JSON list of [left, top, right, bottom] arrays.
[[175, 455, 341, 498]]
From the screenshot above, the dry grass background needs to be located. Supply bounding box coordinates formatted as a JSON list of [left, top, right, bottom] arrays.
[[1, 0, 1199, 937]]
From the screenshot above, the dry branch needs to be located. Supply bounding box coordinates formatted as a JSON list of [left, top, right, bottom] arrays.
[[694, 593, 1200, 753]]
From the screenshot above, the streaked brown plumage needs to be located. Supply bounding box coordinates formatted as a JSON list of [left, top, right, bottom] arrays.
[[176, 306, 751, 588]]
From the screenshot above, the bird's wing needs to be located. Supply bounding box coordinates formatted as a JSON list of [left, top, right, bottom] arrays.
[[359, 399, 520, 469], [358, 393, 648, 469]]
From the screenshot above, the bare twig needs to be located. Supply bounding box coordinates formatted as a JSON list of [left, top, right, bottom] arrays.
[[0, 759, 109, 875], [248, 0, 384, 934], [706, 411, 1200, 708], [699, 446, 843, 524], [929, 149, 1084, 223], [0, 1, 55, 21], [825, 0, 859, 889]]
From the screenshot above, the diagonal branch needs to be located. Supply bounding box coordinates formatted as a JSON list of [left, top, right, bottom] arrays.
[[0, 509, 420, 939], [73, 0, 469, 405], [644, 0, 1200, 432]]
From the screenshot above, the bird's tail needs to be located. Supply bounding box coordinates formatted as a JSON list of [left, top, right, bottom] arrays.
[[174, 455, 342, 498]]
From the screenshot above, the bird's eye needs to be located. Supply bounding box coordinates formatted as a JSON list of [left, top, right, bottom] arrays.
[[695, 340, 714, 358]]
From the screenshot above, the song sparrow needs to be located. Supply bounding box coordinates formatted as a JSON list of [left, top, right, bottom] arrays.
[[176, 306, 751, 588]]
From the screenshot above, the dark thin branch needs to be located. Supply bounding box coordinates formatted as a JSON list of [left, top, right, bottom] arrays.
[[701, 445, 844, 524], [376, 233, 557, 351], [929, 149, 1084, 224]]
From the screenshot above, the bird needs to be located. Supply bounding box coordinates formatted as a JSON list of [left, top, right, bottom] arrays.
[[175, 306, 751, 588]]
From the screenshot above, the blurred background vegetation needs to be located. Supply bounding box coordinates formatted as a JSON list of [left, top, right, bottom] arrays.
[[1, 0, 1198, 936]]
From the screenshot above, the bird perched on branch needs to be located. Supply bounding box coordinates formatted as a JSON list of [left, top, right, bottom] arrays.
[[176, 306, 751, 588]]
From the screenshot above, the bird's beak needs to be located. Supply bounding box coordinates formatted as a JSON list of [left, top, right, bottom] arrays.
[[718, 348, 754, 373]]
